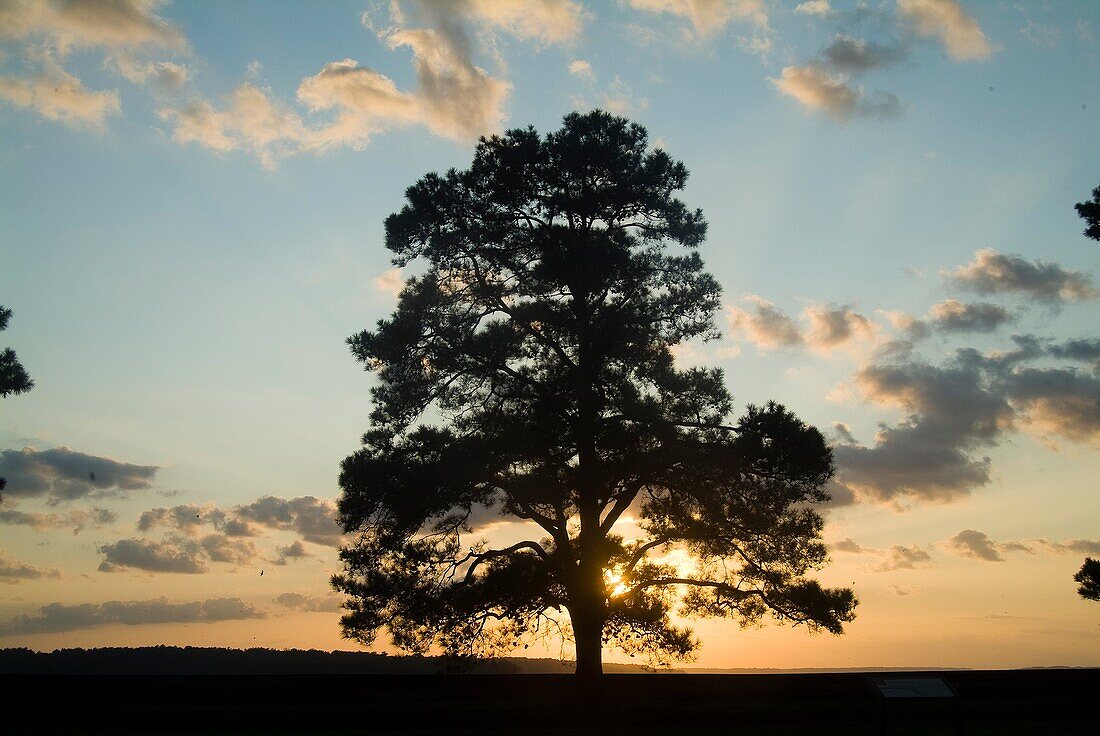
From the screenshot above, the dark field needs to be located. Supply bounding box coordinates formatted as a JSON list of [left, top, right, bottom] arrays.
[[3, 666, 1096, 735]]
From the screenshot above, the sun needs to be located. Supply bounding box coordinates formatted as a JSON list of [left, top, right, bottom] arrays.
[[604, 569, 630, 598]]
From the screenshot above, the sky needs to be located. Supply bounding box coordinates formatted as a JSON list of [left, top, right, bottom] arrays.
[[1, 0, 1098, 670]]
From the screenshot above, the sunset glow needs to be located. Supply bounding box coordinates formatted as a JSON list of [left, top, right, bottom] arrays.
[[2, 0, 1098, 671]]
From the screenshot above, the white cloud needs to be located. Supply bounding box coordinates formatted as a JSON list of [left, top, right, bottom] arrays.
[[373, 268, 404, 297], [0, 551, 60, 583], [108, 54, 189, 91], [0, 0, 185, 53], [0, 0, 187, 126], [569, 59, 595, 83], [0, 445, 158, 502], [925, 298, 1014, 333], [726, 295, 803, 349], [296, 58, 417, 151], [0, 62, 120, 127], [451, 0, 587, 46], [897, 0, 991, 61], [0, 506, 116, 535], [944, 529, 1003, 561], [802, 304, 879, 353], [161, 84, 307, 169], [947, 248, 1098, 304], [771, 64, 900, 121], [600, 76, 648, 115], [384, 27, 511, 140], [873, 544, 933, 572], [795, 1, 832, 16], [0, 597, 264, 635], [626, 0, 768, 37], [162, 20, 511, 166]]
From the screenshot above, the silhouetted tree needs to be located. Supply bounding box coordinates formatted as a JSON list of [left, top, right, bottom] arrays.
[[1076, 183, 1100, 241], [1, 304, 34, 499], [0, 306, 33, 400], [1075, 558, 1100, 601], [334, 111, 857, 676]]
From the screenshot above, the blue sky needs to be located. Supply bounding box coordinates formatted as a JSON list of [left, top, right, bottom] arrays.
[[1, 0, 1098, 668]]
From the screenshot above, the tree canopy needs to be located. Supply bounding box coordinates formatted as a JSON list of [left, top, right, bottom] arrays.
[[1075, 558, 1100, 601], [1076, 182, 1100, 241], [1, 304, 34, 498], [333, 111, 856, 676], [0, 305, 33, 400]]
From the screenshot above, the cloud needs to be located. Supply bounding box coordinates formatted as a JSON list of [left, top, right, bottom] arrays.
[[235, 496, 342, 547], [569, 59, 595, 82], [0, 61, 120, 128], [873, 544, 932, 571], [831, 537, 866, 553], [136, 504, 227, 535], [1002, 368, 1100, 446], [132, 496, 341, 552], [947, 249, 1098, 304], [199, 533, 259, 566], [727, 295, 803, 349], [137, 503, 259, 539], [897, 0, 991, 61], [835, 330, 1100, 504], [795, 1, 832, 16], [108, 54, 189, 91], [1046, 338, 1100, 367], [778, 0, 987, 124], [163, 15, 511, 166], [431, 0, 588, 46], [727, 299, 880, 355], [880, 310, 930, 343], [888, 584, 917, 596], [1038, 538, 1100, 556], [820, 34, 905, 74], [273, 540, 311, 566], [275, 592, 341, 613], [0, 0, 184, 52], [0, 446, 158, 503], [385, 27, 511, 140], [0, 551, 60, 583], [926, 298, 1014, 334], [372, 267, 404, 297], [0, 596, 264, 636], [600, 76, 648, 116], [802, 304, 878, 352], [625, 0, 769, 37], [771, 64, 901, 121], [293, 58, 418, 153], [885, 300, 1016, 341], [161, 84, 308, 169], [942, 531, 1100, 561], [100, 517, 267, 573], [1017, 9, 1060, 50], [944, 529, 1003, 561], [98, 537, 206, 574], [0, 0, 186, 127], [827, 537, 936, 572], [833, 354, 1012, 505], [0, 506, 116, 535]]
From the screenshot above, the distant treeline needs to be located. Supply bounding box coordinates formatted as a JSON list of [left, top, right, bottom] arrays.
[[0, 646, 989, 676], [0, 646, 658, 675]]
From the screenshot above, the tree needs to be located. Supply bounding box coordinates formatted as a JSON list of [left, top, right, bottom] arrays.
[[1075, 558, 1100, 601], [333, 111, 857, 677], [1076, 182, 1100, 241], [1, 304, 34, 498], [0, 306, 33, 399]]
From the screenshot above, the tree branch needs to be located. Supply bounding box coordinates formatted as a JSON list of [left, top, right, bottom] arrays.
[[462, 540, 550, 586]]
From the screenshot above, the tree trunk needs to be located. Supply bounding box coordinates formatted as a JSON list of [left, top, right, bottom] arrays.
[[572, 603, 604, 677]]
